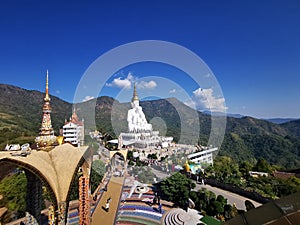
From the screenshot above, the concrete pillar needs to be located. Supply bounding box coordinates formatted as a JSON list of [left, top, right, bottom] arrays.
[[25, 171, 43, 225]]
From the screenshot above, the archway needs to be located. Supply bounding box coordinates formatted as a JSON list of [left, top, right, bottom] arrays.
[[109, 150, 128, 177], [0, 159, 57, 224], [109, 149, 128, 162], [0, 144, 91, 225]]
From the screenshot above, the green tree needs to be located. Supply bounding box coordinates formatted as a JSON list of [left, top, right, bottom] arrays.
[[216, 195, 227, 206], [276, 176, 300, 197], [224, 204, 233, 220], [239, 160, 253, 178], [131, 166, 156, 184], [68, 160, 106, 201], [213, 156, 241, 184], [92, 160, 106, 177], [90, 160, 106, 193], [205, 194, 227, 217], [254, 158, 273, 172], [0, 172, 27, 221], [160, 172, 195, 208]]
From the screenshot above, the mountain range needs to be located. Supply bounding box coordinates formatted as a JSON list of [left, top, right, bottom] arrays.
[[0, 84, 300, 169], [264, 118, 299, 124], [203, 111, 298, 124]]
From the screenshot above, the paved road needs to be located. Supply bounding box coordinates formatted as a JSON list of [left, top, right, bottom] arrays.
[[151, 167, 262, 211], [150, 167, 172, 182], [193, 183, 261, 211]]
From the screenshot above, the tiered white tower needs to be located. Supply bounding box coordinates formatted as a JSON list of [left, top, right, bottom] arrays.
[[120, 84, 173, 150], [127, 83, 153, 133]]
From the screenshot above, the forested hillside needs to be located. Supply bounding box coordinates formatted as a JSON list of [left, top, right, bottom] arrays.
[[0, 84, 300, 168], [0, 84, 72, 147]]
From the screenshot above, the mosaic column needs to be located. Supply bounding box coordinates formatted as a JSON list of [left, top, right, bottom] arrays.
[[26, 212, 38, 225], [79, 176, 90, 225], [57, 202, 67, 225], [48, 205, 55, 225]]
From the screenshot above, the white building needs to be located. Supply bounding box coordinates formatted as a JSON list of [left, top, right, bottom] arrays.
[[109, 84, 218, 166], [187, 147, 218, 165], [62, 109, 84, 146], [119, 84, 173, 150]]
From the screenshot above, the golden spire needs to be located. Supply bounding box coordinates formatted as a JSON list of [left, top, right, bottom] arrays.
[[44, 70, 51, 102], [132, 83, 139, 102], [35, 71, 57, 151]]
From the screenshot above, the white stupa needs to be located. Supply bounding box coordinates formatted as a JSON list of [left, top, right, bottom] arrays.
[[127, 83, 153, 133], [119, 84, 173, 150]]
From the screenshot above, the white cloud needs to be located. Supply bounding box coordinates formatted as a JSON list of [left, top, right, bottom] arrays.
[[106, 72, 134, 89], [82, 95, 94, 102], [127, 72, 134, 81], [185, 88, 227, 112], [55, 90, 60, 94], [111, 78, 131, 89], [106, 72, 157, 90], [137, 80, 157, 89], [169, 88, 176, 94]]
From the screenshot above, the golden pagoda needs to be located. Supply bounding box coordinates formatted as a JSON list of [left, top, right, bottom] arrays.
[[35, 70, 57, 151], [131, 83, 139, 102]]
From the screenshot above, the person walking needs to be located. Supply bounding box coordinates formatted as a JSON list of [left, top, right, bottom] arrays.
[[93, 194, 98, 201], [104, 183, 108, 192], [152, 196, 157, 205], [158, 203, 162, 213], [105, 200, 110, 212], [157, 195, 161, 205]]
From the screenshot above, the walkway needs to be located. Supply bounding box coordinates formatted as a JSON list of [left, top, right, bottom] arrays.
[[91, 175, 125, 225]]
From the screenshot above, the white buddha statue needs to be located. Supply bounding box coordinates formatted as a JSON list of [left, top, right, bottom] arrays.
[[127, 84, 152, 133]]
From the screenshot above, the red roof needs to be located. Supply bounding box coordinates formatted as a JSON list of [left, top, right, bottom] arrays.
[[64, 111, 83, 126]]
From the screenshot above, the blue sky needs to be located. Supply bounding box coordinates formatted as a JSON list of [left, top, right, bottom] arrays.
[[0, 0, 299, 118]]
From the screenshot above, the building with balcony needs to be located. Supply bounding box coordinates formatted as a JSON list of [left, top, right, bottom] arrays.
[[62, 109, 84, 146]]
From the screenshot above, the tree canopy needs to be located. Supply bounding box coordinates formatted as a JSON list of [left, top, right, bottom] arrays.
[[160, 172, 195, 208]]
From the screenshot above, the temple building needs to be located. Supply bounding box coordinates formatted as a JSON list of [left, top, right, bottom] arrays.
[[127, 84, 153, 133], [116, 84, 173, 150], [187, 146, 218, 165], [62, 108, 84, 147], [35, 71, 58, 150], [111, 84, 218, 166]]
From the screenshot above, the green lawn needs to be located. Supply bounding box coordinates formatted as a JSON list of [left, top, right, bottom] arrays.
[[201, 215, 222, 225]]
